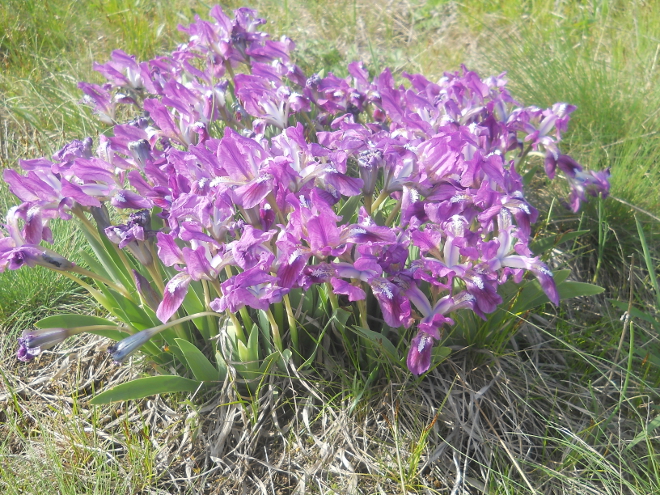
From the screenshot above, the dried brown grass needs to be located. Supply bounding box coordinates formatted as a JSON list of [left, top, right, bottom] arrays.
[[2, 306, 655, 494]]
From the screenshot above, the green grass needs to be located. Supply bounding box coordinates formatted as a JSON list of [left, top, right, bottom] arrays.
[[1, 0, 660, 493], [478, 0, 660, 212]]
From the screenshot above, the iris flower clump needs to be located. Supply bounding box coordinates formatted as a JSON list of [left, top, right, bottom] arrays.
[[2, 6, 610, 390]]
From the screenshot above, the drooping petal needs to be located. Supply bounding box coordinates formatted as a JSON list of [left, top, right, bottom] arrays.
[[156, 233, 184, 266], [330, 277, 366, 301], [530, 263, 559, 306], [156, 272, 191, 322], [406, 331, 434, 375], [277, 248, 310, 289], [17, 336, 42, 362], [111, 190, 153, 209], [23, 205, 44, 245], [370, 277, 412, 328], [501, 255, 559, 306], [182, 246, 213, 281], [465, 272, 502, 315], [307, 214, 341, 255]]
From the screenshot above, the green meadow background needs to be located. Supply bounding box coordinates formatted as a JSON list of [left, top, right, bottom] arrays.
[[1, 1, 659, 493]]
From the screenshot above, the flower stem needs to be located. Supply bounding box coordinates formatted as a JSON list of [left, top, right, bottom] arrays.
[[152, 311, 222, 334], [282, 294, 299, 358], [300, 111, 318, 142], [211, 278, 223, 298], [225, 60, 236, 84], [325, 282, 339, 312], [514, 144, 533, 169], [266, 192, 286, 225], [59, 271, 113, 310], [265, 308, 283, 353], [370, 190, 390, 214], [385, 198, 402, 226], [364, 194, 373, 215], [202, 280, 218, 338], [145, 252, 165, 294], [72, 208, 102, 242], [226, 310, 246, 344], [356, 299, 369, 330], [70, 265, 131, 299]]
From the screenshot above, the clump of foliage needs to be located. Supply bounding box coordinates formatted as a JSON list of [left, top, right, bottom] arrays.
[[1, 5, 609, 402]]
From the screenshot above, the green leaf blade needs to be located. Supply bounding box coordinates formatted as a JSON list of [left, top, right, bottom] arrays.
[[174, 338, 219, 382], [89, 375, 202, 404], [352, 325, 400, 362], [36, 314, 116, 329]]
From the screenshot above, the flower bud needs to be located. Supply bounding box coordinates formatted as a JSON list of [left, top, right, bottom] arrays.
[[107, 327, 160, 363], [133, 270, 162, 312], [17, 327, 71, 362]]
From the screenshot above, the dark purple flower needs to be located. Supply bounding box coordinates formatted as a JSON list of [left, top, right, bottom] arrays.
[[105, 210, 154, 265], [370, 277, 412, 328], [567, 168, 611, 212], [464, 269, 502, 316], [301, 263, 336, 289], [0, 241, 74, 273], [17, 336, 42, 362], [17, 327, 77, 362], [407, 331, 434, 375]]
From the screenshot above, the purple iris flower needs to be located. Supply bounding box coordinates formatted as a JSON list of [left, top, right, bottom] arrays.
[[406, 292, 474, 375], [53, 138, 94, 164], [17, 335, 43, 362], [217, 128, 276, 209], [7, 5, 612, 377], [105, 210, 155, 265], [1, 210, 74, 273], [93, 49, 146, 91], [78, 82, 117, 125], [236, 73, 309, 129], [485, 221, 559, 306], [211, 265, 285, 313], [567, 168, 611, 212]]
